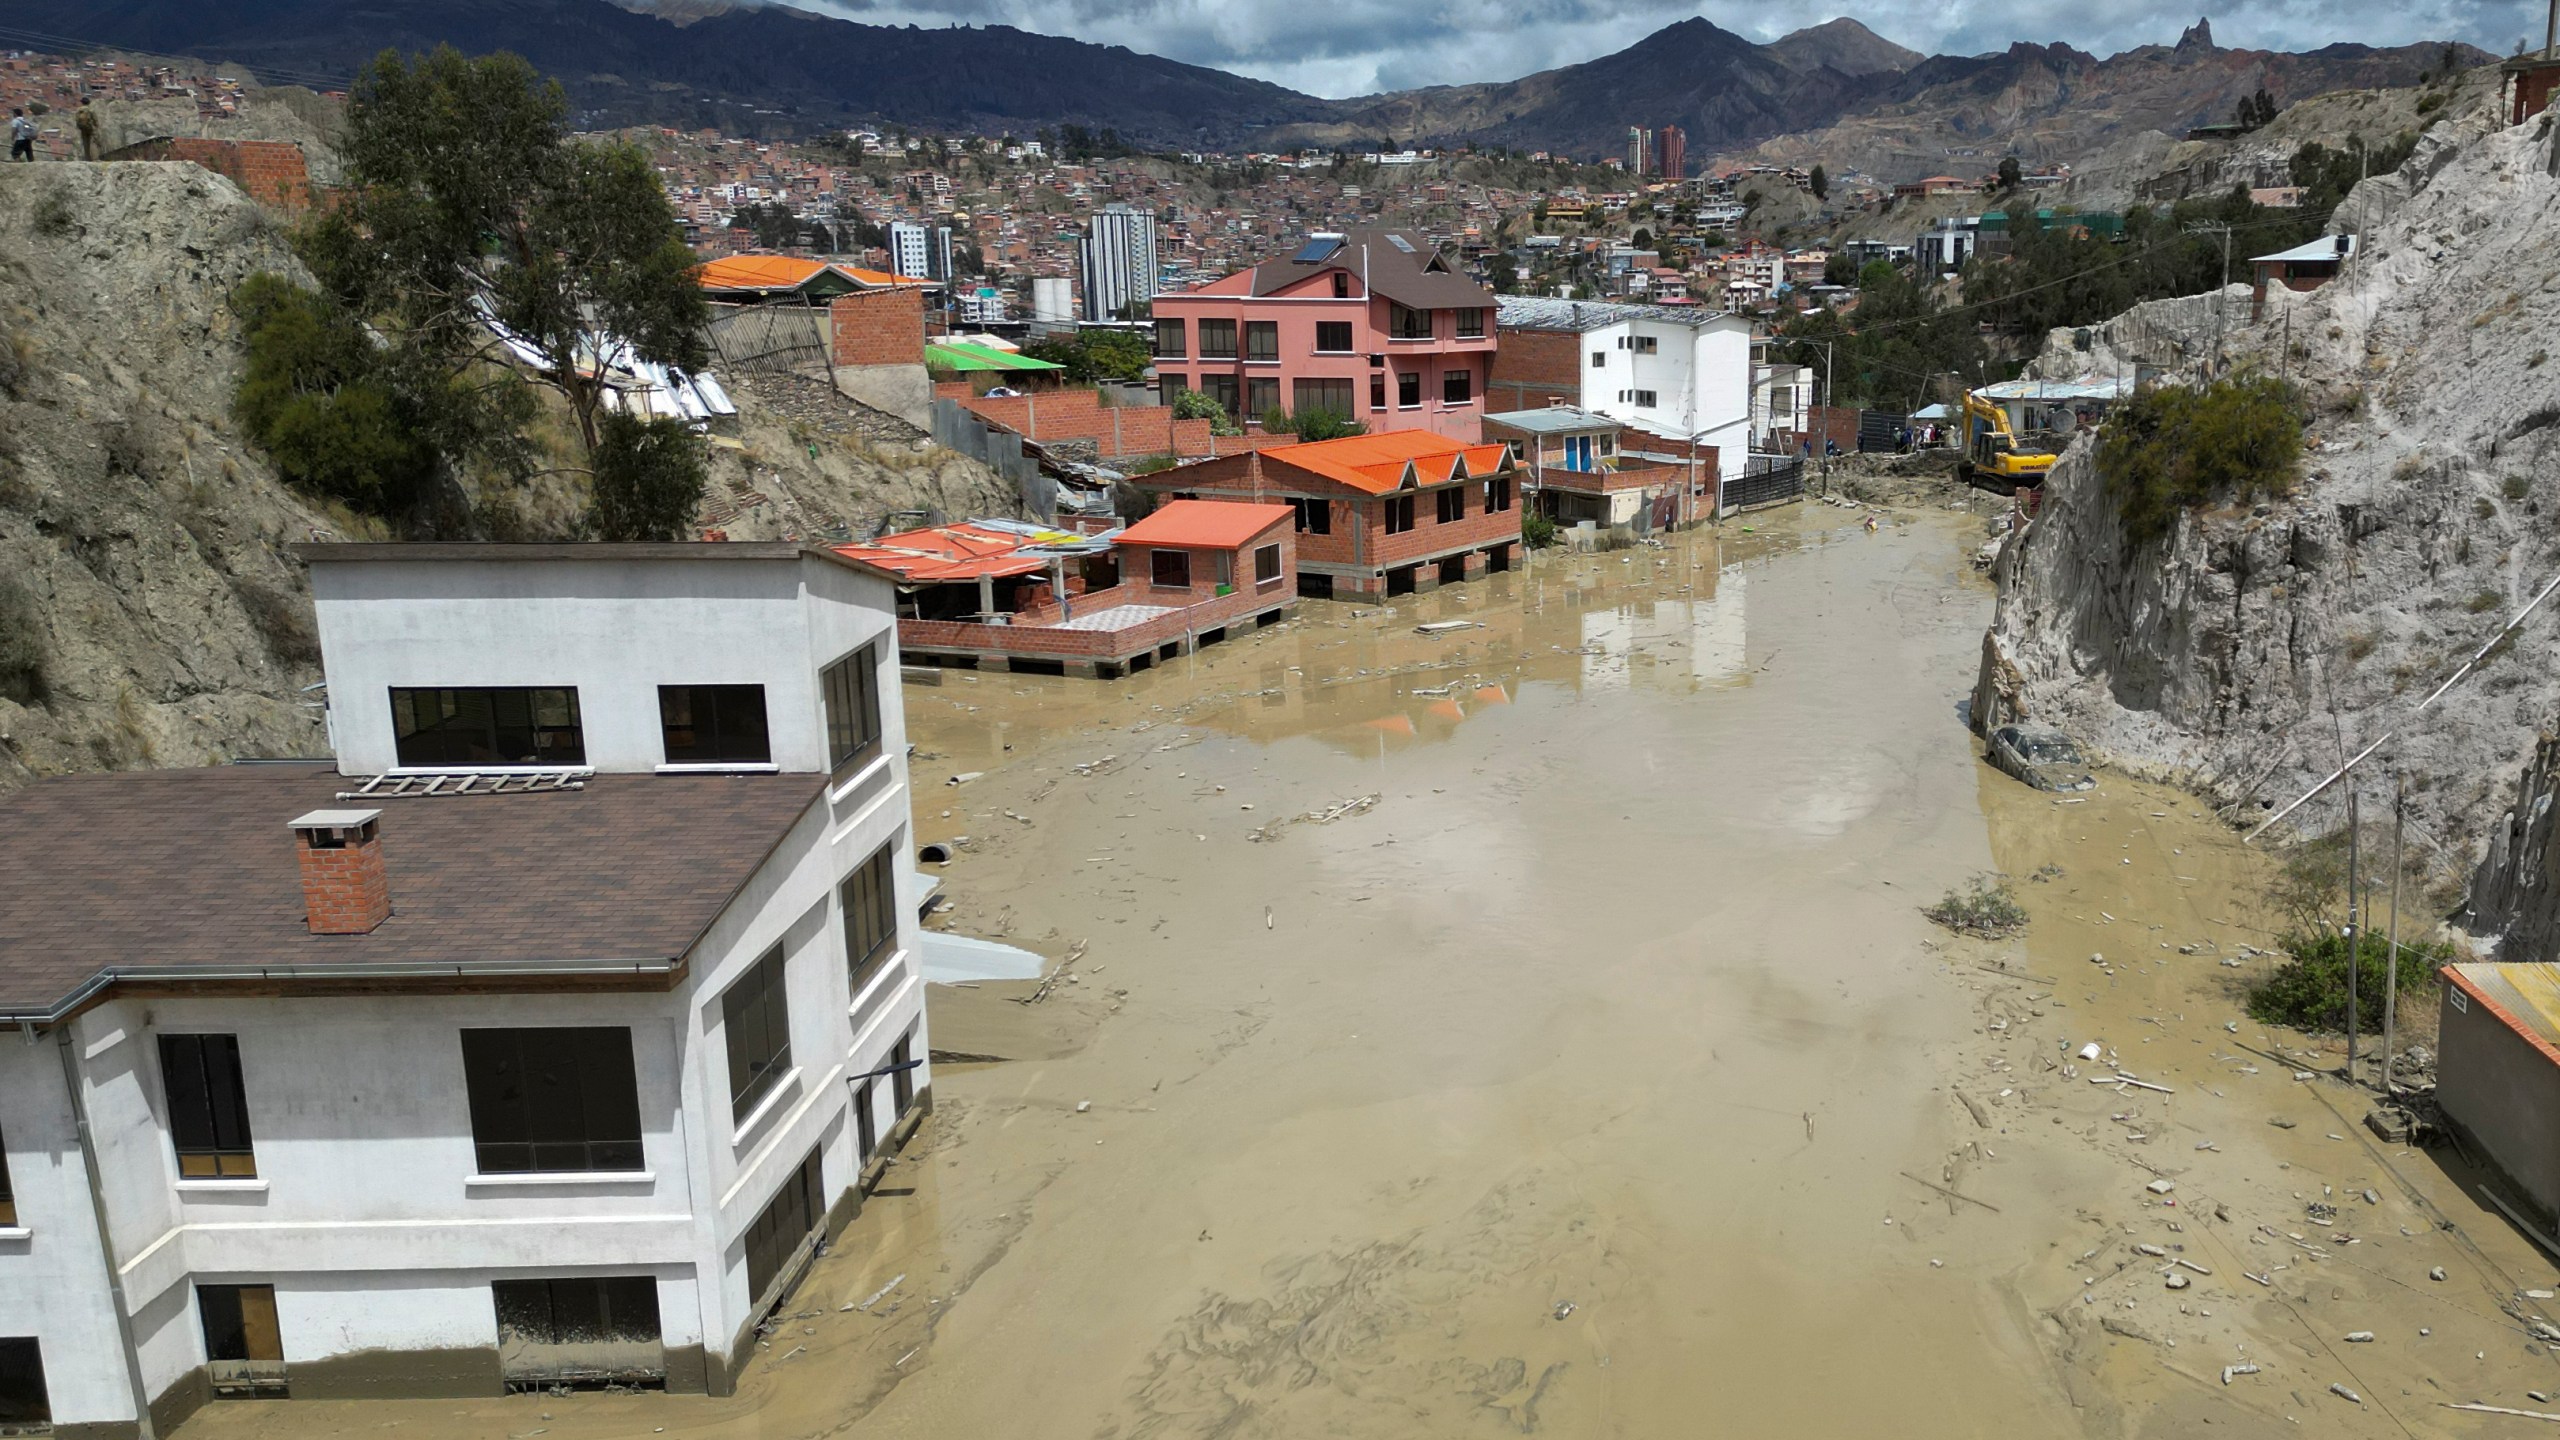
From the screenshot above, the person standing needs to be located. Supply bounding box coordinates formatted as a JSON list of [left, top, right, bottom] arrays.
[[74, 101, 98, 161], [8, 110, 34, 163]]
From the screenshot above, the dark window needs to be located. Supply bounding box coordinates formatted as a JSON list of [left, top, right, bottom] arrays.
[[1197, 318, 1237, 359], [1330, 272, 1349, 298], [841, 842, 900, 991], [1291, 497, 1332, 535], [1455, 307, 1486, 339], [391, 688, 584, 768], [1443, 368, 1473, 405], [743, 1148, 823, 1306], [1589, 352, 1606, 368], [197, 1284, 285, 1395], [1157, 374, 1187, 406], [1254, 543, 1283, 586], [493, 1276, 662, 1350], [160, 1034, 256, 1179], [1313, 320, 1354, 353], [1485, 476, 1514, 513], [1243, 320, 1278, 363], [1201, 373, 1240, 417], [1384, 495, 1416, 534], [852, 1079, 879, 1166], [821, 643, 882, 777], [1151, 550, 1192, 589], [1387, 302, 1432, 340], [0, 1339, 45, 1427], [1436, 487, 1467, 524], [1632, 389, 1658, 407], [1292, 378, 1353, 418], [658, 685, 770, 765], [891, 1031, 918, 1114], [1152, 318, 1185, 358], [0, 1122, 14, 1228], [1245, 377, 1280, 420], [1397, 372, 1420, 408], [1368, 374, 1386, 411], [460, 1028, 643, 1175], [722, 947, 793, 1123]]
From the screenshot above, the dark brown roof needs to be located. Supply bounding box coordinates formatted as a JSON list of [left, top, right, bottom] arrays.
[[1247, 225, 1494, 311], [0, 763, 824, 1021]]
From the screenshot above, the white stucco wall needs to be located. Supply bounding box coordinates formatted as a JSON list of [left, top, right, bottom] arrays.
[[309, 552, 898, 777], [0, 1037, 139, 1431], [1574, 317, 1753, 485]]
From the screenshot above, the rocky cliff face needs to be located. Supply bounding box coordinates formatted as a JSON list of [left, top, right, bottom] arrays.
[[1976, 102, 2560, 928]]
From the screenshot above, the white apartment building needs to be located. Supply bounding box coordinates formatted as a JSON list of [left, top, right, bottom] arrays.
[[1491, 296, 1755, 485], [0, 542, 927, 1436], [886, 220, 952, 283], [1078, 203, 1158, 322]]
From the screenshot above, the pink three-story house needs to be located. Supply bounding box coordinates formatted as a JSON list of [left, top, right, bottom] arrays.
[[1150, 226, 1498, 441]]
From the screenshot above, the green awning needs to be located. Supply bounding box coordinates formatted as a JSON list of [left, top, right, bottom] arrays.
[[926, 341, 1064, 373]]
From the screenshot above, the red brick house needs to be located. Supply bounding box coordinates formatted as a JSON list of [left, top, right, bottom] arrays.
[[1132, 431, 1519, 599], [838, 504, 1295, 679]]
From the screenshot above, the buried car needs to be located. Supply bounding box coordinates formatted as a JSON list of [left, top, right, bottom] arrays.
[[1986, 723, 2096, 792]]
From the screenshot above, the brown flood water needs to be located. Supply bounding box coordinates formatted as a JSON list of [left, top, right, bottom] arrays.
[[180, 505, 2560, 1440]]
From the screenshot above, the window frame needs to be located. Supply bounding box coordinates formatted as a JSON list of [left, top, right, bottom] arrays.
[[1291, 377, 1354, 420], [1386, 301, 1433, 340], [1396, 372, 1421, 410], [1312, 320, 1354, 354], [1254, 542, 1283, 587], [1383, 495, 1416, 534], [721, 946, 795, 1124], [1455, 307, 1486, 339], [841, 841, 901, 993], [820, 643, 883, 779], [1196, 317, 1238, 359], [1244, 376, 1281, 421], [1242, 320, 1279, 363], [1152, 317, 1185, 358], [742, 1147, 823, 1306], [0, 1121, 13, 1228], [1291, 497, 1331, 535], [1436, 487, 1466, 524], [657, 684, 772, 766], [459, 1027, 645, 1175], [1589, 352, 1606, 369], [390, 687, 586, 770], [1484, 475, 1515, 513], [1442, 368, 1473, 406], [1200, 373, 1240, 417], [1150, 549, 1193, 590], [159, 1034, 257, 1180], [0, 1337, 45, 1428], [1368, 374, 1387, 411]]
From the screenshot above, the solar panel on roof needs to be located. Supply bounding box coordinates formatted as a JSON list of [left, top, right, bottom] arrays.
[[1384, 234, 1416, 253], [1293, 236, 1343, 264]]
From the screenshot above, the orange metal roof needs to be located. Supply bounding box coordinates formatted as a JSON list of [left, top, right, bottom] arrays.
[[695, 254, 931, 293], [833, 524, 1052, 582], [1261, 431, 1510, 496], [1114, 500, 1291, 551]]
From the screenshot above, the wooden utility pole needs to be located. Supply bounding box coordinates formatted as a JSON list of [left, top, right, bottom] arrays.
[[2383, 776, 2406, 1092]]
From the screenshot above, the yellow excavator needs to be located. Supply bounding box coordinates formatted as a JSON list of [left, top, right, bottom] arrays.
[[1957, 390, 2058, 488]]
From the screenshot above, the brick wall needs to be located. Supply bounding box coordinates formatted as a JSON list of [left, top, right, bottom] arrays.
[[1486, 328, 1584, 413], [899, 523, 1293, 661], [108, 137, 312, 212], [1132, 461, 1516, 575], [954, 389, 1294, 462], [830, 288, 925, 367]]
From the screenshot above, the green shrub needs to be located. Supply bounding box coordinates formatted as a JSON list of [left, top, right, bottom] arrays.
[[2247, 929, 2448, 1034], [1923, 874, 2028, 938], [589, 411, 707, 542], [230, 274, 442, 517], [1170, 388, 1241, 436], [2095, 375, 2303, 545], [1521, 512, 1560, 549]]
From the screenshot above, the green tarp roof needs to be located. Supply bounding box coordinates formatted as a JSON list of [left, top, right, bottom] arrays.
[[926, 341, 1064, 373]]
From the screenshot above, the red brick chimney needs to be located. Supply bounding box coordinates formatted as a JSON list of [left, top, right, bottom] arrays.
[[290, 809, 390, 935]]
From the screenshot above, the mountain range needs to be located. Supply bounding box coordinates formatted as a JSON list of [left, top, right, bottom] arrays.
[[27, 1, 2489, 179]]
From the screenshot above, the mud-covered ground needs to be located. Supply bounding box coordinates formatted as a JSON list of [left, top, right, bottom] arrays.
[[179, 498, 2560, 1439]]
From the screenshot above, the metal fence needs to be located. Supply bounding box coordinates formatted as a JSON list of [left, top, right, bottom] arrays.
[[1722, 456, 1805, 513]]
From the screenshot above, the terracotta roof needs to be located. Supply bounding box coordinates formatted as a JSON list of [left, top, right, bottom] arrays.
[[695, 254, 930, 293], [835, 523, 1054, 582], [1258, 431, 1512, 497], [0, 764, 823, 1022], [1113, 500, 1290, 551]]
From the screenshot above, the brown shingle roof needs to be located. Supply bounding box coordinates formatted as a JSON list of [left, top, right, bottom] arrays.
[[0, 763, 823, 1021], [1245, 225, 1494, 311]]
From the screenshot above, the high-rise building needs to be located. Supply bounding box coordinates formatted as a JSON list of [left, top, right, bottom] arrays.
[[1077, 204, 1158, 322], [1656, 125, 1686, 182], [887, 221, 953, 282], [1626, 127, 1653, 176]]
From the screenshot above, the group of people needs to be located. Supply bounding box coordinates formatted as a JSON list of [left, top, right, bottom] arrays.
[[8, 101, 103, 162]]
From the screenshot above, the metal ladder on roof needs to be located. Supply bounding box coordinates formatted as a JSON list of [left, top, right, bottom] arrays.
[[335, 769, 590, 801]]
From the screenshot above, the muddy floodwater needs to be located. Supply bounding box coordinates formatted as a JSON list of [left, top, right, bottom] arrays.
[[185, 505, 2560, 1440]]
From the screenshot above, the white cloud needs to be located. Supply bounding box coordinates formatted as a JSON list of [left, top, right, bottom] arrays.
[[790, 0, 2537, 97]]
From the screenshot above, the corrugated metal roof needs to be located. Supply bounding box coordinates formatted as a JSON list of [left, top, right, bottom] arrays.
[[1114, 500, 1292, 551], [2448, 963, 2560, 1059], [1976, 377, 2138, 403], [1483, 406, 1622, 435], [2253, 234, 2358, 265], [926, 342, 1065, 373], [1260, 431, 1512, 496]]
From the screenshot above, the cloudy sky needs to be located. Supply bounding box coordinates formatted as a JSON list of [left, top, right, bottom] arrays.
[[788, 0, 2538, 96]]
